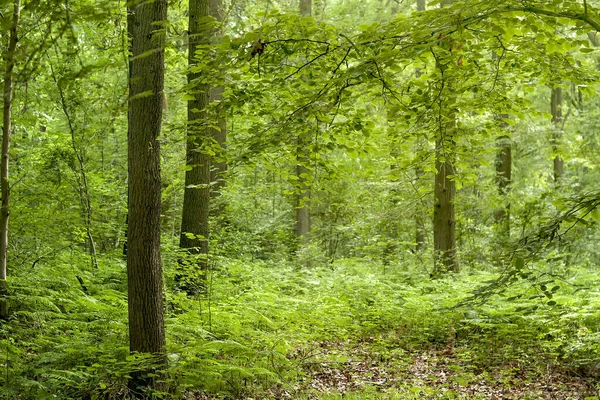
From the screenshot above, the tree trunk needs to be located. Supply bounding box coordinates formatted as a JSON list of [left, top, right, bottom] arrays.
[[209, 0, 227, 215], [433, 0, 458, 274], [433, 121, 458, 273], [414, 0, 426, 252], [551, 87, 563, 182], [51, 65, 99, 269], [300, 0, 312, 17], [494, 116, 511, 237], [180, 0, 211, 277], [0, 0, 20, 320], [127, 0, 167, 395], [296, 0, 312, 247]]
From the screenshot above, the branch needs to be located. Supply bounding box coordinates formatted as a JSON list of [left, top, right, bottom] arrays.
[[504, 5, 600, 32]]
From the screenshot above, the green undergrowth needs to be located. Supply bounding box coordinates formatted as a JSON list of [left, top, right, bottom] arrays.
[[1, 252, 600, 398]]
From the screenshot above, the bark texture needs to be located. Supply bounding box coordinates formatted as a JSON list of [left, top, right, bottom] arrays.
[[433, 128, 458, 273], [551, 87, 563, 182], [0, 0, 20, 320], [127, 0, 167, 394], [209, 0, 227, 211], [180, 0, 211, 271], [433, 0, 458, 274]]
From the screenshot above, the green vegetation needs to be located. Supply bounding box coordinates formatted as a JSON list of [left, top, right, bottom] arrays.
[[2, 0, 600, 398]]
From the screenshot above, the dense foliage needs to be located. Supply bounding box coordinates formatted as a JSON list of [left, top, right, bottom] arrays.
[[2, 0, 600, 398]]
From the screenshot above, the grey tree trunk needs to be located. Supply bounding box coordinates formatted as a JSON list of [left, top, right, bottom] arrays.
[[209, 0, 227, 214], [551, 87, 563, 182], [180, 0, 211, 275], [494, 117, 512, 237], [296, 0, 312, 247], [127, 0, 167, 394], [0, 0, 20, 320], [414, 0, 427, 252]]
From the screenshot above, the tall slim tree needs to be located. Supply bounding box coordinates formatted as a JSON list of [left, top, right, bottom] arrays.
[[127, 0, 167, 394], [414, 0, 427, 252], [209, 0, 227, 212], [433, 0, 458, 274], [433, 106, 458, 273], [0, 0, 20, 320], [494, 116, 512, 237], [296, 0, 312, 247], [180, 0, 211, 274], [551, 86, 563, 182]]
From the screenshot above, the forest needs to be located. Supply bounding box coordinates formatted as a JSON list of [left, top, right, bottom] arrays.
[[2, 0, 600, 398]]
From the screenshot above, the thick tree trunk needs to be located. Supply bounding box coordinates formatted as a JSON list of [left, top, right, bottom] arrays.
[[180, 0, 211, 274], [127, 0, 167, 395], [296, 0, 312, 247], [551, 87, 563, 182], [0, 0, 20, 320]]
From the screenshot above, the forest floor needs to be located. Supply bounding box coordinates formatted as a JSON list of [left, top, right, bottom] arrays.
[[180, 259, 600, 399], [269, 338, 599, 399]]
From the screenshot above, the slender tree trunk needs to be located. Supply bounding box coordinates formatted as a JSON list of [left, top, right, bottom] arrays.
[[180, 0, 211, 276], [209, 0, 227, 215], [433, 0, 458, 274], [551, 87, 563, 182], [414, 0, 426, 252], [296, 0, 312, 247], [0, 0, 20, 320], [52, 64, 98, 269], [433, 113, 458, 273], [300, 0, 312, 17], [494, 116, 511, 237], [127, 0, 167, 395]]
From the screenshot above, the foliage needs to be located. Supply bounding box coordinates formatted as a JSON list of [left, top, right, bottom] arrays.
[[3, 0, 600, 398]]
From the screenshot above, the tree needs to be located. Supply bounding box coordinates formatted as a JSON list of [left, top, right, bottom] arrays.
[[433, 0, 458, 274], [551, 86, 564, 182], [494, 116, 512, 238], [209, 0, 227, 214], [126, 0, 168, 394], [414, 0, 427, 253], [0, 0, 20, 320], [296, 0, 312, 247], [180, 0, 211, 278]]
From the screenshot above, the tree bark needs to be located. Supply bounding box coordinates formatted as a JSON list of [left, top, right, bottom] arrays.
[[300, 0, 312, 17], [414, 0, 426, 252], [180, 0, 211, 275], [551, 87, 563, 182], [0, 0, 20, 320], [433, 0, 458, 274], [433, 118, 458, 273], [494, 116, 511, 237], [296, 0, 312, 247], [127, 0, 167, 394], [209, 0, 227, 214]]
